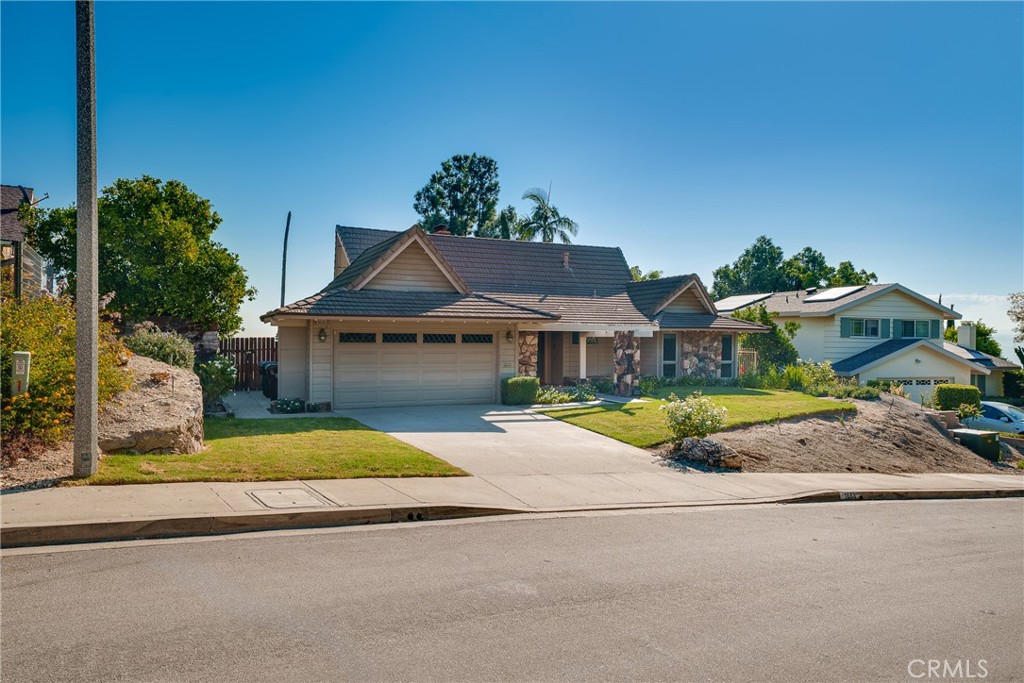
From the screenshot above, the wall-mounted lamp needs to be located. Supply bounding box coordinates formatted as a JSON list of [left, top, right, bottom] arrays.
[[506, 330, 515, 343], [914, 358, 921, 364], [318, 328, 328, 343]]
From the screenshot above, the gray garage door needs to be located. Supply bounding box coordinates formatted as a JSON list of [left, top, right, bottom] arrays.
[[333, 332, 497, 409]]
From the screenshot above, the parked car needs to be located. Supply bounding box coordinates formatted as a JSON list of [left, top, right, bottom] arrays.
[[963, 401, 1024, 435]]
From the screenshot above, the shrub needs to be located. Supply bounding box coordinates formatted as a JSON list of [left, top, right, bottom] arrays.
[[272, 397, 305, 414], [956, 403, 981, 421], [125, 323, 195, 369], [1004, 370, 1024, 399], [1, 294, 131, 445], [501, 376, 540, 405], [933, 384, 981, 411], [659, 391, 728, 442], [782, 364, 806, 390], [586, 376, 615, 394], [195, 354, 236, 409], [731, 304, 800, 369], [533, 383, 598, 404], [638, 375, 661, 396]]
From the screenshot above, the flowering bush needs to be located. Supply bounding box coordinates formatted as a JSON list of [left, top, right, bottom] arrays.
[[1, 294, 131, 447], [956, 402, 982, 421], [535, 384, 597, 404], [195, 354, 236, 409], [125, 322, 195, 369], [660, 391, 728, 442]]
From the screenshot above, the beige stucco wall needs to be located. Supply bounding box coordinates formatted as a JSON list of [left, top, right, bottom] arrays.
[[984, 369, 1006, 397], [779, 316, 829, 363]]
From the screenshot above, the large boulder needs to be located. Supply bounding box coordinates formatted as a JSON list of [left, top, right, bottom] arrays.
[[98, 355, 204, 454], [669, 437, 742, 469]]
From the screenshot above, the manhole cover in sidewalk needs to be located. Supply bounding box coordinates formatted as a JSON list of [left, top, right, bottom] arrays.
[[247, 488, 334, 509]]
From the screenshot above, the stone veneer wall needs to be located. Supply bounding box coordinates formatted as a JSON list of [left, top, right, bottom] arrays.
[[518, 331, 539, 377], [680, 331, 722, 379], [612, 331, 640, 396]]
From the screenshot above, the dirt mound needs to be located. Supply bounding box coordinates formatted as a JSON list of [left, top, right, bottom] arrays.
[[689, 396, 1021, 474], [1, 355, 203, 490]]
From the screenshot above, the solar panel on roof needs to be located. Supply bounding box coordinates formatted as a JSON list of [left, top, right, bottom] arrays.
[[714, 292, 771, 311], [803, 285, 866, 302]]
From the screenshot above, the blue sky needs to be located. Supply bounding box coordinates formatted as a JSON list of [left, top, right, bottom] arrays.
[[2, 2, 1022, 350]]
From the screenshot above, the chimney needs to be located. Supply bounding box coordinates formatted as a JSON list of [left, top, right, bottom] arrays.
[[434, 224, 451, 236], [957, 322, 976, 350], [563, 251, 570, 269]]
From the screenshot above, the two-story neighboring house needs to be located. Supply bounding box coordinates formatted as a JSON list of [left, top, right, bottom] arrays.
[[1, 184, 51, 298], [716, 284, 1020, 403]]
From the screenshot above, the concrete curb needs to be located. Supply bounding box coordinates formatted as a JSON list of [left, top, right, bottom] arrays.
[[0, 504, 526, 548], [1, 488, 1020, 549]]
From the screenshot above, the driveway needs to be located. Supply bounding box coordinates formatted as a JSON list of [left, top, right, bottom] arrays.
[[339, 403, 663, 477]]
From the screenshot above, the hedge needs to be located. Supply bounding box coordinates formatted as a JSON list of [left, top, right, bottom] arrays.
[[933, 383, 981, 411], [501, 376, 540, 405], [1004, 370, 1024, 399]]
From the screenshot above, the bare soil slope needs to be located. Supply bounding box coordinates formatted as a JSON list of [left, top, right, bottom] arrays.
[[690, 396, 1020, 474]]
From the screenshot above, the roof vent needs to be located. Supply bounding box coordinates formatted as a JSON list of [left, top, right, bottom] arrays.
[[563, 252, 570, 269], [433, 225, 451, 236], [805, 287, 817, 295]]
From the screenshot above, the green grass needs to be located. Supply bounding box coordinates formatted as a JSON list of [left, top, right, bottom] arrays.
[[71, 417, 467, 485], [540, 386, 856, 448]]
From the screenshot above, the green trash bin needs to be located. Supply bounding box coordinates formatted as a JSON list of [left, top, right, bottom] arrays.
[[950, 428, 1001, 461]]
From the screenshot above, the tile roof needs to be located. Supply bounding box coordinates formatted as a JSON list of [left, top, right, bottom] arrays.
[[655, 313, 767, 332], [626, 275, 696, 316], [942, 343, 1020, 370], [270, 289, 557, 320], [1, 185, 33, 242], [265, 226, 771, 333]]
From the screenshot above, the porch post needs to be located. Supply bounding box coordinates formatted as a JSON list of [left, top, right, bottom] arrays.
[[578, 333, 587, 380]]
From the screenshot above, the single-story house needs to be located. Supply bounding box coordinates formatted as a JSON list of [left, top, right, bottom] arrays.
[[261, 224, 766, 409], [716, 284, 1021, 402]]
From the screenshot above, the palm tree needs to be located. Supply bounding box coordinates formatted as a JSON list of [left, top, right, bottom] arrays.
[[518, 187, 578, 244]]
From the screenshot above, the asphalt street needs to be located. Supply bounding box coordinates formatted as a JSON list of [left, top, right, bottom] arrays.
[[2, 499, 1022, 683]]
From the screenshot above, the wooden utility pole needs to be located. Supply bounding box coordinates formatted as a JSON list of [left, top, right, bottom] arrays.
[[73, 0, 98, 477]]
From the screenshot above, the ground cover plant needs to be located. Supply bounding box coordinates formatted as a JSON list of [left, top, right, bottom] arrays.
[[75, 417, 466, 485], [542, 386, 854, 448]]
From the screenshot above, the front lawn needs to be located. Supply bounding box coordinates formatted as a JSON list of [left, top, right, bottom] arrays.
[[541, 386, 855, 448], [73, 417, 466, 485]]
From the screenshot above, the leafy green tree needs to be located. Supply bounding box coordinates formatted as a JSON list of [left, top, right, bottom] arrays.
[[1009, 291, 1024, 343], [413, 154, 500, 237], [630, 266, 663, 281], [783, 247, 832, 290], [478, 204, 524, 240], [23, 176, 255, 335], [518, 188, 579, 244], [731, 304, 801, 368], [943, 321, 1003, 357], [711, 236, 878, 299], [828, 260, 877, 287], [710, 236, 789, 299]]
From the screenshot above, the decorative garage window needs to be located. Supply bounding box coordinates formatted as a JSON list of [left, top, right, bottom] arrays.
[[383, 333, 417, 343], [423, 333, 456, 344], [339, 332, 376, 343], [571, 332, 599, 345], [915, 379, 933, 385], [461, 334, 493, 344], [934, 379, 950, 385]]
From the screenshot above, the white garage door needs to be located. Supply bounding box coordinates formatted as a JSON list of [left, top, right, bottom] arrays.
[[333, 332, 497, 409], [888, 378, 953, 404]]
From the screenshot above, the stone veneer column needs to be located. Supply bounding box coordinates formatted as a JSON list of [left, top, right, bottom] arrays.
[[679, 331, 722, 380], [612, 331, 640, 396], [518, 331, 539, 377]]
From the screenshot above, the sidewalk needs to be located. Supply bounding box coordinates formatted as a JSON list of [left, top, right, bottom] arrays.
[[3, 470, 1021, 547]]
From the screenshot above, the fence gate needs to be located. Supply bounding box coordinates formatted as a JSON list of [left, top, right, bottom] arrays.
[[219, 336, 278, 390]]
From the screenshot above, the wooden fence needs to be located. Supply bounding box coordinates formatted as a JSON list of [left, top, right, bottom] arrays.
[[218, 336, 278, 390]]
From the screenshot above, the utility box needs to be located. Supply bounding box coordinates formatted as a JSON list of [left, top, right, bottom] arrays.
[[11, 351, 30, 395], [950, 428, 1001, 461]]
